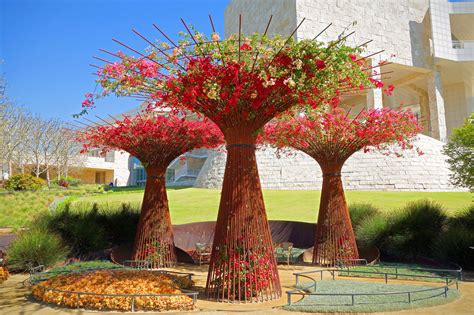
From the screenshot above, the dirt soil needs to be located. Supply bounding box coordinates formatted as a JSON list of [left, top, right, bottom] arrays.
[[1, 264, 472, 315]]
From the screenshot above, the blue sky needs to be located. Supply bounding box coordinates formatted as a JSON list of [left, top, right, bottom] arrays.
[[0, 0, 228, 121]]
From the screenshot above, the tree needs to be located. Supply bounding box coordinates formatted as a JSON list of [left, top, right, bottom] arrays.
[[79, 112, 223, 268], [85, 24, 380, 301], [53, 128, 86, 179], [0, 102, 32, 179], [262, 107, 421, 265], [443, 113, 474, 191], [26, 116, 62, 182]]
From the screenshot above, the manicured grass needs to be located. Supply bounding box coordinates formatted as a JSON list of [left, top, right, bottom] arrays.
[[0, 185, 106, 229], [286, 279, 459, 313], [71, 188, 472, 225], [1, 186, 470, 228]]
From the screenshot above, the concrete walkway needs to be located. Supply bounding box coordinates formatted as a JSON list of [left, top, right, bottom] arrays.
[[1, 265, 473, 315]]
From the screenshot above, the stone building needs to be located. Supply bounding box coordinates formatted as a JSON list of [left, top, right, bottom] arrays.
[[194, 0, 473, 191]]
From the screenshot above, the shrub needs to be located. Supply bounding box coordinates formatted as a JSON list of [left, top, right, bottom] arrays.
[[447, 204, 474, 230], [41, 206, 108, 255], [37, 202, 140, 254], [355, 214, 389, 249], [0, 267, 9, 283], [384, 200, 447, 259], [51, 176, 82, 187], [58, 179, 69, 188], [434, 226, 474, 270], [443, 113, 474, 191], [4, 174, 45, 191], [6, 229, 69, 271], [100, 203, 140, 244], [434, 204, 474, 270], [349, 203, 381, 229]]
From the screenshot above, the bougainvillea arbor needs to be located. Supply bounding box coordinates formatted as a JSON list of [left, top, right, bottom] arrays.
[[79, 113, 223, 268], [83, 16, 385, 302], [262, 107, 422, 266]]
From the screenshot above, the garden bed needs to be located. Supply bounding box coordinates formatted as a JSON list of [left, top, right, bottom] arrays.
[[285, 279, 460, 313], [31, 268, 197, 312], [285, 268, 460, 313]]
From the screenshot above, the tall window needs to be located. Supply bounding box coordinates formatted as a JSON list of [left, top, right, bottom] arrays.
[[95, 171, 106, 184]]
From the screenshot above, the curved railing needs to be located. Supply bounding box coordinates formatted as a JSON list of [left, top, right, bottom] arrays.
[[287, 268, 460, 306], [121, 260, 195, 280], [337, 262, 463, 281]]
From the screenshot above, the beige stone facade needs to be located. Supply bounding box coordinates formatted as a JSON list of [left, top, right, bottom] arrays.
[[225, 0, 474, 139]]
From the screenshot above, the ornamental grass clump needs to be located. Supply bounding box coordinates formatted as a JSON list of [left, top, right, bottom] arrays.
[[7, 229, 69, 271], [349, 203, 381, 229], [79, 112, 223, 268], [386, 200, 447, 259]]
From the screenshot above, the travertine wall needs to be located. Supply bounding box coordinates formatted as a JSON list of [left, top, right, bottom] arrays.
[[225, 0, 297, 38], [113, 151, 131, 186], [194, 134, 462, 191], [225, 0, 432, 69], [444, 82, 468, 137]]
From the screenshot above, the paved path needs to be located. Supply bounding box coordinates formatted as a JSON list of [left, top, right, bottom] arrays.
[[1, 265, 473, 314]]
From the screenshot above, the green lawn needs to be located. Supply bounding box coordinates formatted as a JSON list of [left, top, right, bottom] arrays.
[[0, 187, 470, 228], [0, 185, 106, 229], [70, 188, 472, 225]]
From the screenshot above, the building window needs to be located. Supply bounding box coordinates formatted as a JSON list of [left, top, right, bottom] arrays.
[[134, 168, 146, 187], [105, 151, 115, 163], [88, 149, 103, 158], [95, 171, 106, 184]]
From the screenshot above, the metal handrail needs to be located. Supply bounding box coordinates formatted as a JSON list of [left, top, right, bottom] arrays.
[[336, 258, 368, 266], [30, 266, 194, 284], [287, 268, 459, 306], [337, 263, 463, 280], [287, 285, 450, 306]]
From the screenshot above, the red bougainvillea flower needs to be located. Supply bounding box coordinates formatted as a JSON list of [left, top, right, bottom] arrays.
[[82, 92, 95, 108], [262, 107, 422, 158], [78, 112, 223, 165], [91, 32, 382, 136], [77, 112, 223, 269], [260, 106, 422, 266]]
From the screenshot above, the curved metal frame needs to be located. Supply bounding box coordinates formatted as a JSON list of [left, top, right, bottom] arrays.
[[287, 268, 460, 307]]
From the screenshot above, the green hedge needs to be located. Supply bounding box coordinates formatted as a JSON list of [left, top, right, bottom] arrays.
[[38, 202, 139, 255], [355, 201, 474, 270], [4, 174, 45, 191]]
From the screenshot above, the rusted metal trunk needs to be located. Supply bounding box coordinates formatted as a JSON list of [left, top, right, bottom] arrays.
[[312, 164, 359, 266], [132, 165, 176, 268], [206, 135, 281, 302]]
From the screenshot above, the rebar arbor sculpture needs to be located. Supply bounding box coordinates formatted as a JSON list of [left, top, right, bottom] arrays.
[[83, 15, 380, 302], [262, 107, 422, 266], [78, 113, 223, 268]]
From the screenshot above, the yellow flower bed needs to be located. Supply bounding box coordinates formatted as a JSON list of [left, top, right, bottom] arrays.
[[0, 267, 9, 283], [32, 269, 195, 311]]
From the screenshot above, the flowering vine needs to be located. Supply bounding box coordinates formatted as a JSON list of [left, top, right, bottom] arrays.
[[78, 112, 223, 268], [261, 106, 422, 265]]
